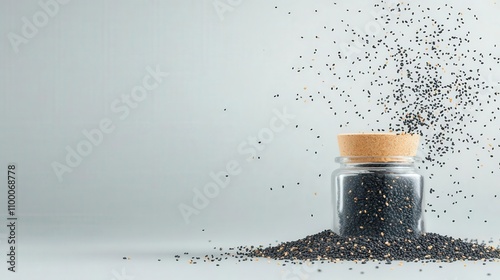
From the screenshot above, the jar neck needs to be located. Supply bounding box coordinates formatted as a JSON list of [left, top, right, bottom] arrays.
[[335, 156, 417, 168]]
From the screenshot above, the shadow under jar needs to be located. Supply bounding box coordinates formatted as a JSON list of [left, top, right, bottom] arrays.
[[332, 156, 424, 238]]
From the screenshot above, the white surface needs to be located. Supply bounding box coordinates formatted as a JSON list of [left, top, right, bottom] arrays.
[[1, 241, 499, 280], [1, 233, 500, 280]]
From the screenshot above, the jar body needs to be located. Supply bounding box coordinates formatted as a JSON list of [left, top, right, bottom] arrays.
[[332, 157, 424, 238]]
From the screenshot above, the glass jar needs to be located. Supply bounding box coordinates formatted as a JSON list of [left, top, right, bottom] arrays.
[[332, 156, 424, 238]]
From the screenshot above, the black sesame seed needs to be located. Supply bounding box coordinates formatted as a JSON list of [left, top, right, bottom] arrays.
[[248, 230, 500, 262]]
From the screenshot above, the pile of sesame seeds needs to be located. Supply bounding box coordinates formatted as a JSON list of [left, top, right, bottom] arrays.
[[171, 230, 499, 265], [250, 230, 500, 263]]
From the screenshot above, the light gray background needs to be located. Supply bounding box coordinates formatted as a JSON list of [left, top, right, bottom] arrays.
[[0, 0, 499, 279]]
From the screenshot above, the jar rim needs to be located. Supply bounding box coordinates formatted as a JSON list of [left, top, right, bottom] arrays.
[[335, 156, 418, 163]]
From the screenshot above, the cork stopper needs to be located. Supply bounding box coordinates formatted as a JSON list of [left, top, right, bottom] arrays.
[[337, 133, 420, 161]]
